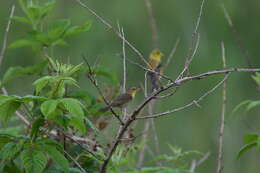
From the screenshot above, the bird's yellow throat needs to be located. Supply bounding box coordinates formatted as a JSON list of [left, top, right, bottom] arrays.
[[130, 90, 137, 98]]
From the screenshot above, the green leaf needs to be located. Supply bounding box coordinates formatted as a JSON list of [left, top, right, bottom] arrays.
[[0, 96, 21, 123], [246, 100, 260, 111], [85, 117, 98, 133], [91, 66, 118, 84], [1, 61, 51, 85], [9, 39, 35, 48], [37, 138, 63, 151], [0, 135, 12, 149], [2, 161, 22, 173], [69, 90, 95, 105], [232, 100, 251, 115], [18, 0, 29, 15], [257, 136, 260, 152], [30, 118, 45, 140], [41, 145, 69, 173], [39, 1, 56, 19], [252, 72, 260, 86], [21, 148, 47, 173], [48, 19, 71, 40], [237, 142, 257, 159], [28, 31, 50, 46], [27, 6, 42, 22], [33, 76, 53, 94], [243, 133, 259, 144], [64, 21, 91, 37], [12, 16, 31, 24], [59, 98, 84, 118], [68, 114, 86, 133], [0, 141, 24, 163], [41, 100, 59, 119], [20, 95, 47, 103], [51, 39, 67, 47]]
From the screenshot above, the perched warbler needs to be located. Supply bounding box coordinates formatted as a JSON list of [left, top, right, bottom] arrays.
[[148, 49, 164, 90], [99, 87, 139, 112], [148, 49, 163, 69]]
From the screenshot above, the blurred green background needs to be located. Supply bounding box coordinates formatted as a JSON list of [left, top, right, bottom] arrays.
[[0, 0, 260, 172]]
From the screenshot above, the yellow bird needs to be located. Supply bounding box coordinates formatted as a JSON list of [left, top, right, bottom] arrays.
[[148, 49, 164, 90], [148, 49, 163, 70], [99, 87, 139, 112]]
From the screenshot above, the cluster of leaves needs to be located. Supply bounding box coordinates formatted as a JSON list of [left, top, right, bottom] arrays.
[[0, 0, 117, 172], [108, 144, 202, 173], [234, 72, 260, 158], [10, 0, 91, 50], [0, 0, 205, 172]]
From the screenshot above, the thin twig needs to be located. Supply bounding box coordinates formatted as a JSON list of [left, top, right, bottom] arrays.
[[64, 150, 88, 173], [0, 5, 15, 66], [74, 0, 150, 67], [222, 4, 253, 68], [178, 0, 205, 79], [164, 38, 180, 69], [144, 0, 159, 48], [216, 41, 227, 173], [137, 70, 153, 168], [54, 128, 103, 161], [154, 88, 178, 99], [82, 55, 124, 125], [150, 117, 160, 158], [137, 74, 229, 119], [125, 57, 173, 82], [121, 28, 128, 121], [190, 152, 210, 172], [177, 33, 200, 79]]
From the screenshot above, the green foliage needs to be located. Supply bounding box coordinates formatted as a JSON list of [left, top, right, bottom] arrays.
[[236, 75, 260, 159], [40, 99, 59, 118], [41, 145, 69, 173], [252, 72, 260, 86], [10, 0, 91, 50], [1, 60, 48, 86], [0, 95, 22, 123], [0, 0, 204, 172], [108, 144, 202, 173], [21, 146, 48, 173], [0, 140, 25, 164]]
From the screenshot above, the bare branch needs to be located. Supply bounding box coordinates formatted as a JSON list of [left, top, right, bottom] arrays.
[[177, 33, 200, 79], [137, 118, 151, 168], [164, 38, 180, 69], [137, 74, 229, 119], [99, 66, 259, 173], [222, 4, 253, 68], [0, 5, 15, 66], [190, 152, 210, 172], [216, 42, 227, 173], [144, 0, 159, 48], [154, 88, 178, 99], [121, 27, 128, 121], [74, 0, 150, 67], [178, 0, 205, 79], [64, 150, 88, 173]]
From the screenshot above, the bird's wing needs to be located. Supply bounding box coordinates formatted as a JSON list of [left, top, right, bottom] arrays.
[[111, 94, 132, 107]]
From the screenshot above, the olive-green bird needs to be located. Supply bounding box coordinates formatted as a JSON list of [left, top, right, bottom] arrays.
[[99, 87, 139, 112]]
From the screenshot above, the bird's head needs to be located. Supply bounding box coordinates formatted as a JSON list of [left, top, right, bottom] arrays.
[[149, 49, 164, 62], [127, 87, 140, 98]]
